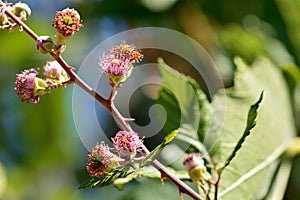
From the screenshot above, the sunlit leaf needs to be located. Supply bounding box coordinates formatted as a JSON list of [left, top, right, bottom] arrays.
[[208, 57, 296, 199], [78, 169, 132, 189], [140, 129, 178, 167]]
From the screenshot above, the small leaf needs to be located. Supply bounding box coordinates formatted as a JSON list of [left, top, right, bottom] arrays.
[[114, 165, 190, 191], [114, 172, 139, 191], [78, 168, 132, 189], [220, 91, 264, 172], [140, 130, 178, 167], [138, 166, 190, 180]]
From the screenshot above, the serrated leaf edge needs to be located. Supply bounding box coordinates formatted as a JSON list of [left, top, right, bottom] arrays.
[[220, 91, 264, 172]]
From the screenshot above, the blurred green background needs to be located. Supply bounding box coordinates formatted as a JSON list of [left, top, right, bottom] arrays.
[[0, 0, 299, 199]]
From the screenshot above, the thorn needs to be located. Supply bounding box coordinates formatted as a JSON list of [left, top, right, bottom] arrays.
[[179, 190, 185, 200], [125, 118, 135, 123], [160, 173, 166, 186]]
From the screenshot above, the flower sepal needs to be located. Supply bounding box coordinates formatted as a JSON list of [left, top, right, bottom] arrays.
[[33, 77, 47, 96], [55, 31, 70, 47], [108, 66, 133, 87]]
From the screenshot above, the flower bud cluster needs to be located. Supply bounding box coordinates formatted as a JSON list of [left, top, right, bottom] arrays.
[[0, 2, 31, 31], [99, 41, 143, 86], [86, 131, 144, 178], [14, 61, 69, 104]]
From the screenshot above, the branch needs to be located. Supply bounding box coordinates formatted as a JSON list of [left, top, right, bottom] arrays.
[[3, 3, 204, 200]]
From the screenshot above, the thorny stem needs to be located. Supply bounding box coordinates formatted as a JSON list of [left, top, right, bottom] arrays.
[[3, 2, 206, 200]]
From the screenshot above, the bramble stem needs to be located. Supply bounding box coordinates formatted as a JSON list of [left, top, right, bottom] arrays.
[[3, 2, 204, 200]]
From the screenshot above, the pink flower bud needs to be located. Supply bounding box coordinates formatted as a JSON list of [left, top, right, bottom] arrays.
[[111, 131, 144, 159], [14, 68, 40, 103], [183, 153, 208, 182], [99, 41, 143, 86], [43, 61, 68, 82]]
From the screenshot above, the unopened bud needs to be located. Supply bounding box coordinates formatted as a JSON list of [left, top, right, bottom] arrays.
[[183, 153, 209, 182], [36, 36, 56, 54], [12, 2, 31, 19]]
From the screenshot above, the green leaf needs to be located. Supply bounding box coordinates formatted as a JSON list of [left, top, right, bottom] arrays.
[[221, 91, 264, 171], [115, 178, 194, 200], [281, 62, 300, 95], [114, 165, 190, 191], [114, 172, 139, 191], [78, 169, 132, 189], [136, 166, 190, 180], [140, 130, 178, 167], [276, 0, 300, 61], [264, 157, 293, 200], [208, 57, 296, 199], [218, 24, 268, 64], [155, 58, 211, 152]]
